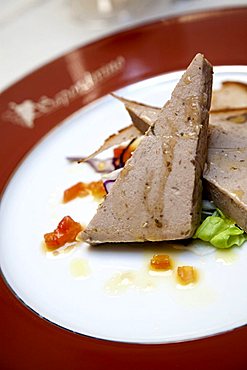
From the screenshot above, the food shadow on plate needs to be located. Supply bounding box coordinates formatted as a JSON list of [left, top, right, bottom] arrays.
[[87, 238, 193, 255]]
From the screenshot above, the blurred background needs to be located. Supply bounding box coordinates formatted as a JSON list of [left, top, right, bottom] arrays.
[[1, 0, 247, 90]]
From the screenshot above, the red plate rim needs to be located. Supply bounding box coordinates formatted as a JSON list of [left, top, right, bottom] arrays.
[[1, 6, 247, 370]]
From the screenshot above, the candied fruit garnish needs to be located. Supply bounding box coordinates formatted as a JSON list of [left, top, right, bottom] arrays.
[[63, 182, 89, 203], [113, 146, 125, 160], [150, 254, 172, 270], [113, 141, 137, 167], [113, 146, 127, 168], [177, 266, 196, 285], [44, 216, 83, 249], [88, 181, 106, 199], [63, 181, 106, 203]]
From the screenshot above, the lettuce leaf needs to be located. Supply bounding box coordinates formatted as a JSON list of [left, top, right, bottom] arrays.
[[193, 209, 247, 248]]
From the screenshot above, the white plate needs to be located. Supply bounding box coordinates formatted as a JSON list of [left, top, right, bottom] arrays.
[[1, 66, 247, 344]]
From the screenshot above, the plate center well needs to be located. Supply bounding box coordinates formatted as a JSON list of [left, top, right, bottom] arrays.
[[1, 68, 247, 343]]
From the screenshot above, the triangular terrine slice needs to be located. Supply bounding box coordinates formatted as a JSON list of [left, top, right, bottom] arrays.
[[82, 54, 213, 243]]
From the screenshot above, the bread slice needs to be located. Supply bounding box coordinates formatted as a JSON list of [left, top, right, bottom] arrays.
[[211, 81, 247, 112], [82, 54, 213, 243]]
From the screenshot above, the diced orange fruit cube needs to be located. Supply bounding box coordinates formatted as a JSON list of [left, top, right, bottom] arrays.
[[44, 216, 83, 249], [150, 254, 172, 270], [88, 181, 106, 199], [113, 146, 125, 159], [113, 143, 134, 167], [63, 182, 89, 203], [177, 266, 196, 285], [63, 181, 106, 203]]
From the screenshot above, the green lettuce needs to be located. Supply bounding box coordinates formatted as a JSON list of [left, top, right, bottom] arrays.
[[193, 209, 247, 248]]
